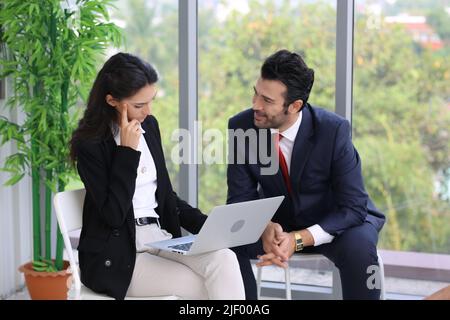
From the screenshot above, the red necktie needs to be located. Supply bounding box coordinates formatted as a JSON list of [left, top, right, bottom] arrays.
[[276, 134, 292, 195]]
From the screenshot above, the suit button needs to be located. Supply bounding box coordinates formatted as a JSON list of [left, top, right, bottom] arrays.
[[112, 229, 120, 237], [105, 259, 112, 267]]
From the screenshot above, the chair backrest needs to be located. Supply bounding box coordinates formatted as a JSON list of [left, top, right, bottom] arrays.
[[54, 188, 180, 300], [54, 188, 86, 294], [54, 189, 86, 232]]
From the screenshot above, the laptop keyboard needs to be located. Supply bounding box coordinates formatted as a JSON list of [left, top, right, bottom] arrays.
[[169, 242, 193, 252]]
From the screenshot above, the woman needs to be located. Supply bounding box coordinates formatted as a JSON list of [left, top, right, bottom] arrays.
[[70, 52, 245, 300]]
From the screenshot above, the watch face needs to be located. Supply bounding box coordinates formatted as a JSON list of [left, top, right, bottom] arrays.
[[295, 233, 303, 251]]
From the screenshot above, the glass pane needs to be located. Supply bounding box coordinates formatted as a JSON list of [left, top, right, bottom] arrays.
[[198, 0, 337, 214], [111, 0, 179, 184], [354, 0, 450, 297]]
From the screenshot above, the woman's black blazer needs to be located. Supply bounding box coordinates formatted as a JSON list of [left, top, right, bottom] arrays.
[[75, 115, 207, 300]]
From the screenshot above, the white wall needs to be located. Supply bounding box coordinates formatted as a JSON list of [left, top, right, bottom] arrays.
[[0, 78, 32, 299]]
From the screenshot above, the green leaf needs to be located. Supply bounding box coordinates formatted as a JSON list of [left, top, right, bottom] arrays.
[[32, 260, 47, 267], [46, 265, 57, 272], [4, 173, 25, 186], [32, 266, 47, 272]]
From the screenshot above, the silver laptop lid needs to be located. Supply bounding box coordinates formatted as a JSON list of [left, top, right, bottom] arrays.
[[187, 196, 285, 255]]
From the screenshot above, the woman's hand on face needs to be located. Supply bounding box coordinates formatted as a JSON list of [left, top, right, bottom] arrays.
[[120, 103, 141, 150]]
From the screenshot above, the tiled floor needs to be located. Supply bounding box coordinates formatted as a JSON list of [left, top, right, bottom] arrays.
[[6, 288, 29, 300], [252, 264, 449, 298], [7, 267, 449, 300]]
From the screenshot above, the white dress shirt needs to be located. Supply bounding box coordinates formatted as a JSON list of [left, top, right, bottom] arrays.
[[271, 111, 334, 246], [113, 125, 159, 219]]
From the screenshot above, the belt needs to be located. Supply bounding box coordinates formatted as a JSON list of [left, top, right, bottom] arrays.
[[135, 217, 159, 226]]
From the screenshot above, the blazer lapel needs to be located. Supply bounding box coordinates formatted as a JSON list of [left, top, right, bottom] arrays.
[[290, 105, 315, 192]]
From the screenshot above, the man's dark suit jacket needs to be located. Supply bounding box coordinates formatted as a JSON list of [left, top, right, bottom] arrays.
[[75, 115, 207, 300], [227, 104, 385, 236]]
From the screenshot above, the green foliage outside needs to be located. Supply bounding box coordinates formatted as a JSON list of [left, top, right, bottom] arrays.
[[27, 0, 447, 254], [352, 17, 450, 253], [197, 1, 338, 215], [112, 0, 180, 186], [117, 0, 449, 253]]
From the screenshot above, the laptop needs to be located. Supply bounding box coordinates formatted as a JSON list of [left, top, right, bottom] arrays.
[[146, 196, 285, 255]]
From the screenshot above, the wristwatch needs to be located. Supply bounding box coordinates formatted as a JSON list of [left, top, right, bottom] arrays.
[[294, 232, 304, 252]]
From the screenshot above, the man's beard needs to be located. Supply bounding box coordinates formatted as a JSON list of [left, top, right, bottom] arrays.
[[254, 111, 287, 129]]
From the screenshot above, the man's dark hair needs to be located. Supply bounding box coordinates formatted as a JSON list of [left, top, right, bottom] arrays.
[[261, 49, 315, 109]]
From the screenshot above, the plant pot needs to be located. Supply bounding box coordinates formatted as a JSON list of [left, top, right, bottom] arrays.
[[18, 261, 71, 300]]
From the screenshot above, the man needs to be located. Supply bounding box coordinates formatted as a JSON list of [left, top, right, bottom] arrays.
[[227, 49, 385, 300]]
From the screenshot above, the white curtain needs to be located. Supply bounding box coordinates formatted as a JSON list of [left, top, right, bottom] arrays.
[[0, 82, 32, 299]]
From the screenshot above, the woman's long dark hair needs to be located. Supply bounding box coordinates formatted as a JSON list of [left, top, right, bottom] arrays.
[[70, 52, 158, 162]]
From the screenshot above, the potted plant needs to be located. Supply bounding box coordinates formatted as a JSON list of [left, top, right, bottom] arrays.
[[0, 0, 121, 299]]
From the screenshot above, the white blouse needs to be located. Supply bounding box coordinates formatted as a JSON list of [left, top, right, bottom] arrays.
[[113, 125, 159, 219]]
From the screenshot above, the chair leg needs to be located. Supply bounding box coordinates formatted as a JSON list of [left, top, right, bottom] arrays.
[[377, 253, 386, 300], [258, 265, 292, 300], [331, 265, 343, 300], [285, 265, 291, 300], [330, 253, 386, 300], [256, 265, 262, 300]]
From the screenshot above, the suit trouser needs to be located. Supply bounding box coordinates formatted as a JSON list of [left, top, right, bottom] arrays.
[[126, 223, 245, 299], [232, 221, 381, 300]]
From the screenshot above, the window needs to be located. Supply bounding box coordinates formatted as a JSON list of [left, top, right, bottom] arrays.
[[111, 0, 180, 183], [354, 0, 450, 255], [198, 0, 337, 213], [353, 0, 450, 298]]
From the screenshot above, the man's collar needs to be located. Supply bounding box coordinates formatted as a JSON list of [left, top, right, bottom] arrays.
[[270, 110, 303, 141]]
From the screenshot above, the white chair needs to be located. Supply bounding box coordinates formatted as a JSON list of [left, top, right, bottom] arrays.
[[54, 188, 178, 300], [256, 252, 386, 300]]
